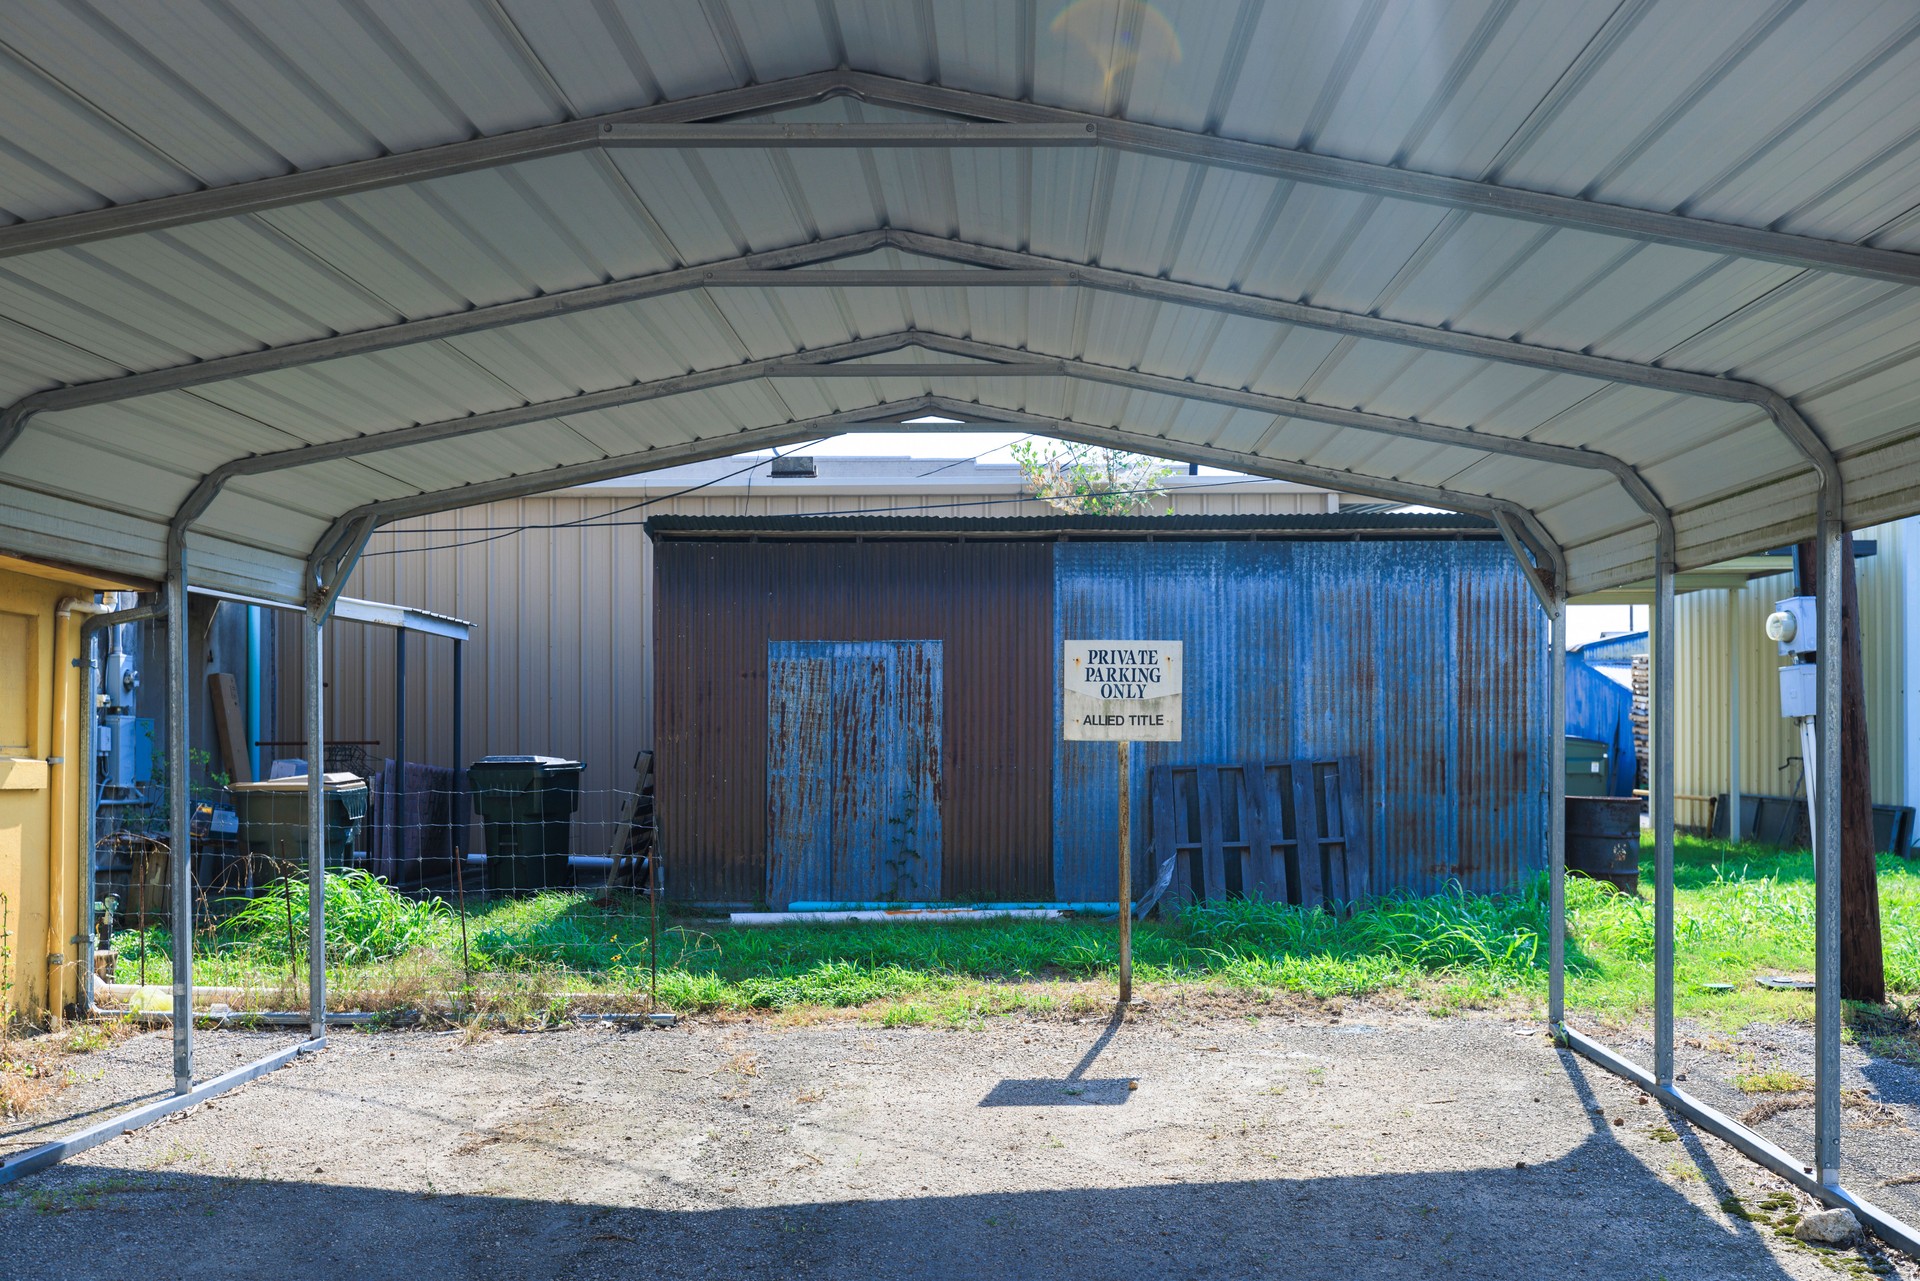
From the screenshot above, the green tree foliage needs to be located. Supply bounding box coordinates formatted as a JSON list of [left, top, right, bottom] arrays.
[[1010, 440, 1175, 514]]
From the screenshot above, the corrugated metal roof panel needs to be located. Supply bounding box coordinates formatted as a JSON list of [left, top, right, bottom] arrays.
[[0, 2, 1916, 604]]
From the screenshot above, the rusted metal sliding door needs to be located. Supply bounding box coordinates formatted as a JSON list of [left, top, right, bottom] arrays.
[[766, 640, 942, 909]]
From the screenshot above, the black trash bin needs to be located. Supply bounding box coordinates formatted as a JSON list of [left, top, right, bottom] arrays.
[[228, 774, 371, 884], [467, 755, 584, 893]]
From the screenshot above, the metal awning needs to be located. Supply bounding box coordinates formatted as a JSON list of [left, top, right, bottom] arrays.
[[184, 585, 471, 640], [0, 3, 1915, 606]]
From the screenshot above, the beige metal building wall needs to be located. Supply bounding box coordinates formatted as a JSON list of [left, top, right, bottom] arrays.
[[1671, 517, 1914, 829], [290, 461, 1341, 840]]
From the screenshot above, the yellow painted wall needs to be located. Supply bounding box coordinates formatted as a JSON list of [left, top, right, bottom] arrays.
[[0, 560, 114, 1020]]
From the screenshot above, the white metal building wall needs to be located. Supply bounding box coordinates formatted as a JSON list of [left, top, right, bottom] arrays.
[[293, 478, 1337, 836], [1671, 517, 1915, 827]]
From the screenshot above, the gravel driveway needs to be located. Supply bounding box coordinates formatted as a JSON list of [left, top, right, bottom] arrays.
[[3, 997, 1913, 1280]]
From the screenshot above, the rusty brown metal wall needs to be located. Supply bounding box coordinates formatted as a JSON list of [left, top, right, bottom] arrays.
[[654, 537, 1053, 905]]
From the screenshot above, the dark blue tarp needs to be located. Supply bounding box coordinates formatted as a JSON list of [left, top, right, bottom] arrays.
[[1565, 654, 1636, 796]]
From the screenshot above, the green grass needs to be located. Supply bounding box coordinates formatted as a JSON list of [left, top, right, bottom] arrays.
[[108, 835, 1920, 1030]]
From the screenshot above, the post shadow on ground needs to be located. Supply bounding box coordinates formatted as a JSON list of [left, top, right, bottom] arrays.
[[980, 1001, 1135, 1106], [1, 1088, 170, 1145]]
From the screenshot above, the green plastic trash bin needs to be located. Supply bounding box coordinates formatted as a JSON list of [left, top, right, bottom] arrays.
[[467, 755, 584, 893], [1566, 736, 1611, 798], [228, 773, 370, 882]]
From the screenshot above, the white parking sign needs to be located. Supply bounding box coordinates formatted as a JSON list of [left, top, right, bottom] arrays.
[[1062, 640, 1183, 741]]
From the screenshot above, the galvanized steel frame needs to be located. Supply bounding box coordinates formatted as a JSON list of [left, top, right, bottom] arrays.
[[0, 226, 1826, 466], [1517, 490, 1875, 1238], [305, 605, 326, 1039], [9, 58, 1879, 1246]]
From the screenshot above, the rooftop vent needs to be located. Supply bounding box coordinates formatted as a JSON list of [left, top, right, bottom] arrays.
[[770, 456, 817, 478]]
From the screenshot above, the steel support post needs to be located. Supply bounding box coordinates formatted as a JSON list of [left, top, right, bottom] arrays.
[[164, 553, 192, 1094], [304, 608, 326, 1040], [1814, 514, 1845, 1185], [1728, 588, 1743, 843], [1117, 739, 1132, 1005], [451, 640, 464, 864], [1652, 549, 1677, 1085], [394, 628, 406, 876], [1549, 596, 1568, 1026]]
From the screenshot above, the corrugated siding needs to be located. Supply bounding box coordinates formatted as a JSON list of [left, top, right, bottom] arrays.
[[1565, 656, 1637, 797], [1672, 516, 1915, 821], [655, 538, 1052, 905], [303, 484, 1329, 845], [1053, 539, 1546, 899]]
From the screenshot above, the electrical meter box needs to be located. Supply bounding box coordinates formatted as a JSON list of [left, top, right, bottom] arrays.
[[1768, 595, 1818, 657], [1779, 662, 1818, 719]]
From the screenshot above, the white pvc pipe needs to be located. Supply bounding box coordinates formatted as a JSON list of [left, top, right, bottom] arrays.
[[730, 908, 1067, 925]]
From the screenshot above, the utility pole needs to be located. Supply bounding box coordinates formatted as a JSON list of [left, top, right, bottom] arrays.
[[1796, 534, 1886, 1004]]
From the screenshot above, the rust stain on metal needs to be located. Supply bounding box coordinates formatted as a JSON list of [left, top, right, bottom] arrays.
[[655, 537, 1051, 904]]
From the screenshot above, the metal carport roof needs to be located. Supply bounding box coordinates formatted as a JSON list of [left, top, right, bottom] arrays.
[[0, 1, 1917, 607], [4, 2, 1920, 1242]]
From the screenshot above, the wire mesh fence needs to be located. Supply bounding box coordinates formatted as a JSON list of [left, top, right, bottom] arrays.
[[91, 777, 666, 1022]]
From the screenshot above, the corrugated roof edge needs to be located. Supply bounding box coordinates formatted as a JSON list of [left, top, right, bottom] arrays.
[[644, 513, 1499, 538]]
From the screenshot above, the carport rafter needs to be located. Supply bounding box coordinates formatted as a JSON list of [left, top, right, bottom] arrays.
[[163, 328, 1655, 580], [0, 228, 1828, 484], [905, 333, 1678, 550], [0, 70, 1917, 287], [302, 394, 1568, 596], [895, 395, 1576, 586], [0, 229, 900, 454], [166, 332, 929, 539]]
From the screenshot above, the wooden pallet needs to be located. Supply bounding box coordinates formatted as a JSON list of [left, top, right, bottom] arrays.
[[1148, 759, 1369, 910]]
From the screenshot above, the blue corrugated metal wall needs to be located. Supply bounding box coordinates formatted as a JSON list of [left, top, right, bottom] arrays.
[[1053, 540, 1546, 900], [1565, 654, 1637, 797]]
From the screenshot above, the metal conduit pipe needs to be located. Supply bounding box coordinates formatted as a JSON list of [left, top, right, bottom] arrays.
[[162, 531, 191, 1095], [304, 604, 326, 1038], [47, 597, 113, 1018], [76, 600, 166, 1016]]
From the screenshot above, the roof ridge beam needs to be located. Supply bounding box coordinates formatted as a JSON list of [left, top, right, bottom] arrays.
[[837, 72, 1920, 288]]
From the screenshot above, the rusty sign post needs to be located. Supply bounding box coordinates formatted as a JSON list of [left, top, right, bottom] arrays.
[[1064, 641, 1183, 1004]]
